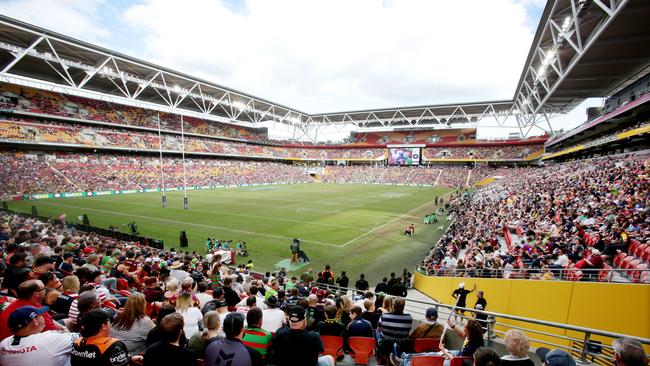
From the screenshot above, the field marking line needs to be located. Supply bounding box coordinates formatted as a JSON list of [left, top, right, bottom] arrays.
[[36, 201, 342, 247], [89, 198, 367, 232], [339, 189, 455, 247], [185, 192, 386, 218]]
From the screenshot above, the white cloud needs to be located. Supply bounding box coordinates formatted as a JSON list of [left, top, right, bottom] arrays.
[[122, 0, 536, 113], [3, 0, 564, 139], [0, 0, 110, 45]]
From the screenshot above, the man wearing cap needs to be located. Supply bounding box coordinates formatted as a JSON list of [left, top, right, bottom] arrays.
[[536, 347, 577, 366], [205, 312, 264, 366], [272, 306, 335, 366], [408, 307, 444, 342], [71, 309, 130, 366], [0, 279, 65, 340], [261, 296, 286, 333], [0, 305, 75, 366]]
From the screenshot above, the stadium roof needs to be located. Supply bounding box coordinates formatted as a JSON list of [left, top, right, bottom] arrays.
[[513, 0, 650, 135], [0, 0, 648, 137]]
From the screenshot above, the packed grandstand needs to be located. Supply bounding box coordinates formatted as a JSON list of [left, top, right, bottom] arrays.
[[0, 3, 649, 366]]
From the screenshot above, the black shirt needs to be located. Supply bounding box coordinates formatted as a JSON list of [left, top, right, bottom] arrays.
[[272, 327, 324, 366], [335, 275, 349, 289], [144, 341, 197, 366], [452, 288, 470, 306], [355, 279, 369, 291], [374, 282, 389, 294]]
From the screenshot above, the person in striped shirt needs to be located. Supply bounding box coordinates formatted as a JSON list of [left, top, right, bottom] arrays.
[[242, 306, 272, 358], [378, 297, 413, 359]]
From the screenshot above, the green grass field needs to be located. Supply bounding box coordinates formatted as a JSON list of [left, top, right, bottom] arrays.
[[7, 183, 453, 282]]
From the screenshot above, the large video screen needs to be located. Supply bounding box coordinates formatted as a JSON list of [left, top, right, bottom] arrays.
[[388, 147, 421, 166]]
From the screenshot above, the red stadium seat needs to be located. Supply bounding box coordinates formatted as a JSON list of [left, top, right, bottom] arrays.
[[412, 355, 446, 366], [348, 337, 375, 365], [320, 335, 344, 360], [622, 256, 634, 270], [627, 259, 641, 277], [629, 241, 640, 256], [643, 248, 650, 263], [450, 356, 474, 366], [566, 269, 583, 281], [413, 338, 440, 353], [635, 244, 647, 258], [632, 263, 648, 283], [614, 253, 627, 267]]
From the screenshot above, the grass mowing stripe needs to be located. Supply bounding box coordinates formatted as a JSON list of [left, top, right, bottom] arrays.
[[36, 201, 342, 247], [84, 198, 368, 231], [340, 190, 455, 247], [187, 191, 407, 218]]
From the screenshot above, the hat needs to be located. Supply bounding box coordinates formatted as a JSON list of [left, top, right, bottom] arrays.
[[425, 307, 438, 320], [536, 348, 576, 366], [317, 289, 327, 298], [170, 261, 183, 269], [288, 306, 306, 322], [265, 296, 279, 307], [8, 306, 49, 330]]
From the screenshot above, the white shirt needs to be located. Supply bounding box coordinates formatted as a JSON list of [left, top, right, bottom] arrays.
[[178, 307, 203, 338], [554, 254, 569, 267], [196, 293, 213, 308], [262, 308, 287, 333], [0, 331, 74, 366], [169, 269, 190, 282]]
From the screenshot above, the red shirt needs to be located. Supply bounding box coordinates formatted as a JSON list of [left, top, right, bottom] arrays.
[[0, 299, 58, 340]]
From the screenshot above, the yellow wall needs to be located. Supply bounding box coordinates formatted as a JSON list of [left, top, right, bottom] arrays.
[[414, 272, 650, 344]]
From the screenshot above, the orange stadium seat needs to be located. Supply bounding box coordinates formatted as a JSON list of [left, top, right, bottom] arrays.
[[348, 337, 375, 365], [320, 335, 344, 360], [412, 355, 446, 366], [413, 338, 440, 353]]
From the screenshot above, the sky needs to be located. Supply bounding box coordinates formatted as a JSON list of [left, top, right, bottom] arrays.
[[0, 0, 602, 141]]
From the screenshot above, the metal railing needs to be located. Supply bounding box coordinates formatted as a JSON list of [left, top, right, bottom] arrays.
[[415, 266, 650, 284], [309, 282, 650, 365]]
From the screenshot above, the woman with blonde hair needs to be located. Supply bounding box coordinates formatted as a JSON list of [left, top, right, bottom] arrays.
[[336, 295, 353, 326], [501, 329, 534, 366], [380, 295, 394, 314], [110, 292, 155, 354], [164, 278, 180, 303], [187, 311, 222, 357], [61, 275, 80, 297], [176, 291, 203, 338]]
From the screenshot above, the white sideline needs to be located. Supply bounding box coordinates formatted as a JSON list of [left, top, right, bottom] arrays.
[[340, 190, 455, 247], [37, 201, 342, 247]]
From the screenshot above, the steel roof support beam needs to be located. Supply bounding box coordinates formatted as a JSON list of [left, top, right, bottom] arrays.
[[513, 0, 630, 136]]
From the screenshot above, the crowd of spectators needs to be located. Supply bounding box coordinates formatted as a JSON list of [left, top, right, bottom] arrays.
[[419, 156, 649, 283], [0, 211, 646, 366], [0, 83, 267, 142], [0, 150, 525, 197], [322, 165, 491, 187], [0, 118, 387, 161], [423, 145, 542, 160], [0, 151, 312, 197]]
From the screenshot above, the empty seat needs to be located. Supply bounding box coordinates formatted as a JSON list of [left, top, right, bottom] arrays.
[[320, 335, 344, 360], [412, 355, 446, 366], [635, 244, 648, 258], [348, 337, 376, 365], [413, 338, 441, 353], [614, 253, 627, 267]]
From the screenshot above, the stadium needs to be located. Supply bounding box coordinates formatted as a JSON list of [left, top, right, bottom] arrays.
[[0, 1, 648, 366]]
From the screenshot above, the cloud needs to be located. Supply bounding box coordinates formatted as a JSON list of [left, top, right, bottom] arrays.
[[0, 0, 110, 45], [122, 0, 537, 113]]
